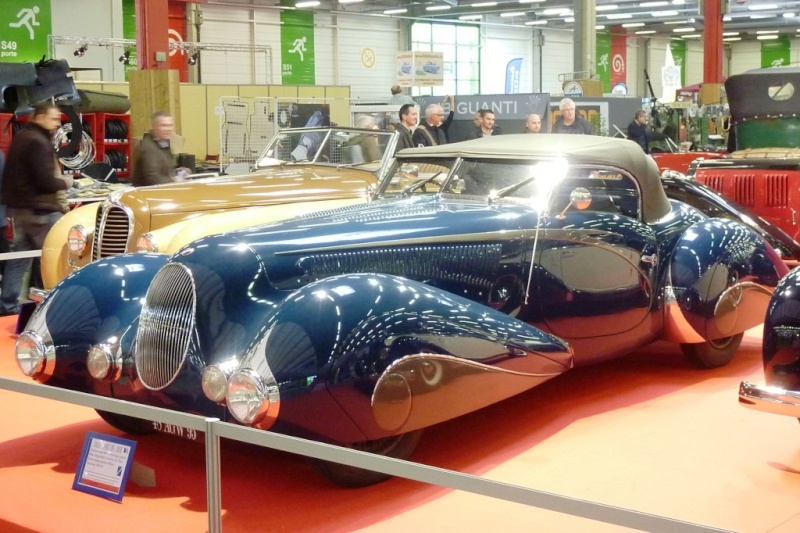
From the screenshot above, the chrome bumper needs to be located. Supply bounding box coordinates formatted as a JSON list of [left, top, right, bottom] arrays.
[[739, 381, 800, 418]]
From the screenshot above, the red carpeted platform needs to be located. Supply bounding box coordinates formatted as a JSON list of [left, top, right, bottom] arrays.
[[1, 316, 800, 532]]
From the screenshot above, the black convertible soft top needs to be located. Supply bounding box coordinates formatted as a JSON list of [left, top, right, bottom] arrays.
[[726, 67, 800, 123]]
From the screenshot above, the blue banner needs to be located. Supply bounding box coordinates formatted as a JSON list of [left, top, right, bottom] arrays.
[[505, 58, 522, 94]]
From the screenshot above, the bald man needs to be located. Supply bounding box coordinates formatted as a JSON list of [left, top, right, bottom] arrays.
[[524, 113, 542, 133]]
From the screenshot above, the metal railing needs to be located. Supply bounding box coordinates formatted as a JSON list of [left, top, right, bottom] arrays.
[[0, 376, 734, 533]]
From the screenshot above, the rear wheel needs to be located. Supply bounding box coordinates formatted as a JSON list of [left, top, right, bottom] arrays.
[[309, 430, 424, 488], [681, 333, 744, 369], [95, 410, 155, 435]]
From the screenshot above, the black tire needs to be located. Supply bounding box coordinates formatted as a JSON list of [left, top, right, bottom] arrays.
[[309, 430, 424, 488], [681, 333, 744, 369], [95, 409, 155, 435]]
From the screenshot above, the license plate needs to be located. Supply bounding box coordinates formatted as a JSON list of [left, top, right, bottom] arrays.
[[152, 421, 199, 440]]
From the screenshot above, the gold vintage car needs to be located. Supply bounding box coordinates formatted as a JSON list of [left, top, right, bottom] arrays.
[[41, 127, 398, 290]]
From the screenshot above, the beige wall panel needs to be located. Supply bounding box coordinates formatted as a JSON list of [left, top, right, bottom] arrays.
[[324, 86, 351, 127], [205, 85, 240, 159], [179, 84, 209, 161], [129, 70, 181, 138], [298, 86, 326, 98], [100, 83, 130, 97], [267, 86, 300, 98], [239, 86, 271, 98]]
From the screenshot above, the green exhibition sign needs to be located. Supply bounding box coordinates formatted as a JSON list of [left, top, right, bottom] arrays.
[[596, 32, 611, 93], [669, 40, 686, 88], [0, 0, 52, 63], [121, 0, 138, 80], [761, 36, 790, 68], [281, 10, 315, 85]]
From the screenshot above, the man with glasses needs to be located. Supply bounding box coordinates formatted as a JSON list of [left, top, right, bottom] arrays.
[[552, 98, 594, 135], [412, 103, 448, 147]]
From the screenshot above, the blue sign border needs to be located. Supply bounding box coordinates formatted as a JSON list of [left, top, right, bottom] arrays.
[[72, 431, 138, 503]]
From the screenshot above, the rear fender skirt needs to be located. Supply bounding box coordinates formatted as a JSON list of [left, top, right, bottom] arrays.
[[663, 219, 786, 343]]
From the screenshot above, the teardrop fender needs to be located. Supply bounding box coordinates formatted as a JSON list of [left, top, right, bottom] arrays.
[[663, 219, 786, 344], [762, 266, 800, 392]]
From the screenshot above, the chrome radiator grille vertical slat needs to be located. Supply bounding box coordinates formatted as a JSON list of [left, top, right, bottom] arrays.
[[92, 203, 133, 260], [135, 264, 197, 390]]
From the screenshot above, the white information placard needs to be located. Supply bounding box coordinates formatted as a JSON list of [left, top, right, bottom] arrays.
[[73, 431, 137, 502]]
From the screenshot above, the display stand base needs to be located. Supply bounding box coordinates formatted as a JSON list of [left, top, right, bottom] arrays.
[[129, 461, 156, 487]]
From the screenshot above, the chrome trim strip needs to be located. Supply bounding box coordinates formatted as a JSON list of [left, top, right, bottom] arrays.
[[739, 381, 800, 418], [28, 287, 48, 303]]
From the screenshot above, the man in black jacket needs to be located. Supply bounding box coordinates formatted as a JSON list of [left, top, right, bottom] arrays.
[[412, 104, 448, 147], [0, 102, 72, 315], [394, 103, 418, 154], [627, 109, 650, 153]]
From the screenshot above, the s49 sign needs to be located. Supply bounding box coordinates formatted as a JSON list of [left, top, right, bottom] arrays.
[[0, 0, 52, 62]]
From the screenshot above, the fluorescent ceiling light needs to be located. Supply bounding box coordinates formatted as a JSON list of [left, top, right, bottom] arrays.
[[518, 0, 545, 3], [748, 3, 778, 10], [672, 27, 695, 32], [784, 12, 796, 18], [640, 1, 668, 6], [459, 14, 482, 20], [664, 20, 686, 24], [500, 11, 527, 17], [750, 14, 776, 19], [723, 15, 732, 21], [471, 1, 496, 6], [596, 24, 606, 29], [723, 37, 741, 41], [542, 7, 570, 15], [525, 20, 548, 25], [564, 17, 574, 22], [295, 0, 319, 6], [383, 8, 407, 14], [426, 5, 451, 10], [756, 30, 779, 34], [722, 31, 738, 36], [672, 0, 685, 4], [682, 34, 701, 38], [635, 30, 657, 34], [606, 13, 632, 19], [622, 22, 645, 27], [652, 10, 679, 16], [338, 0, 363, 4], [596, 4, 619, 11], [757, 35, 779, 40]]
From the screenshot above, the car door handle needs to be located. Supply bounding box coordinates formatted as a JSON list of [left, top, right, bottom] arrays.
[[641, 253, 657, 266]]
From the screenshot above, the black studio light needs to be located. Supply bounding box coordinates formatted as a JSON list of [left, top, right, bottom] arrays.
[[118, 49, 131, 65], [187, 51, 199, 65], [73, 44, 88, 57]]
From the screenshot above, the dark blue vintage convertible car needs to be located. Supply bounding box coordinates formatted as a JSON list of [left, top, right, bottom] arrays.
[[16, 135, 788, 486]]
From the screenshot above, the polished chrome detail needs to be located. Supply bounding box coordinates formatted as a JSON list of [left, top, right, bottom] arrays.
[[92, 202, 134, 260], [202, 360, 239, 403], [134, 264, 196, 390], [16, 331, 48, 377], [227, 370, 272, 425], [67, 225, 88, 254], [739, 381, 800, 418], [641, 253, 657, 266], [661, 285, 704, 343], [136, 232, 158, 253], [28, 287, 47, 303], [15, 296, 57, 381], [87, 343, 123, 381]]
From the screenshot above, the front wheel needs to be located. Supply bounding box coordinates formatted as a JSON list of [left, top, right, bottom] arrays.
[[681, 333, 744, 369], [95, 410, 156, 435], [309, 430, 424, 488]]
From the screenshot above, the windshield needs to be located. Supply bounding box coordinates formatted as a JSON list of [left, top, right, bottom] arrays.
[[255, 127, 396, 170]]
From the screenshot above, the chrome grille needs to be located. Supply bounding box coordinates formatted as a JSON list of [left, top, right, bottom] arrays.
[[92, 203, 133, 260], [135, 264, 197, 390]]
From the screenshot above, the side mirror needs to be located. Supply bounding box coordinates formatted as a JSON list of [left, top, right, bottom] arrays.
[[570, 187, 592, 210]]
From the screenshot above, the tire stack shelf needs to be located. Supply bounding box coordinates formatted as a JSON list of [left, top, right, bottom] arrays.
[[97, 113, 131, 180]]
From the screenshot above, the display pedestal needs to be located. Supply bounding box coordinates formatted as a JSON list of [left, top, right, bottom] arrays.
[[129, 461, 156, 488]]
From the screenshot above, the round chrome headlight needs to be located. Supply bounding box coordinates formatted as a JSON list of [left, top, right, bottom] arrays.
[[202, 365, 230, 403], [87, 344, 122, 381], [136, 233, 158, 253], [226, 370, 269, 425], [67, 225, 88, 255], [16, 331, 47, 377]]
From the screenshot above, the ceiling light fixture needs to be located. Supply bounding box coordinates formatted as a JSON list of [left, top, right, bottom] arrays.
[[73, 44, 88, 57], [682, 34, 701, 38], [383, 8, 407, 14], [338, 0, 364, 4], [500, 11, 527, 17], [118, 49, 131, 65], [426, 5, 451, 11], [542, 7, 570, 15], [722, 31, 739, 36], [606, 13, 632, 19], [596, 24, 606, 29], [518, 0, 545, 3], [756, 29, 779, 34], [672, 27, 695, 32], [471, 1, 497, 6], [187, 51, 199, 65], [294, 1, 320, 7], [757, 35, 780, 40], [596, 4, 619, 11], [622, 22, 645, 28], [723, 37, 741, 41], [750, 14, 777, 19], [459, 14, 482, 20], [640, 1, 668, 7], [748, 3, 778, 10], [635, 30, 657, 34], [651, 10, 679, 16], [525, 20, 547, 25], [784, 12, 796, 18]]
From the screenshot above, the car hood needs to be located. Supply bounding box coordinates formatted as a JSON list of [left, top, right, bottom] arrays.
[[216, 195, 540, 292], [114, 165, 377, 216]]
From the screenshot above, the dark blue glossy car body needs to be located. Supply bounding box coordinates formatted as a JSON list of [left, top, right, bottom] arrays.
[[17, 135, 789, 486]]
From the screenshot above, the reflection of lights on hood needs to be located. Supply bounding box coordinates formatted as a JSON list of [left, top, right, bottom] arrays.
[[532, 157, 569, 212]]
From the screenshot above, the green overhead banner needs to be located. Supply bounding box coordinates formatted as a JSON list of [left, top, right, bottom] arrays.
[[596, 32, 611, 93], [669, 40, 686, 88], [122, 0, 138, 80], [761, 35, 790, 68], [0, 0, 52, 62], [280, 10, 315, 85]]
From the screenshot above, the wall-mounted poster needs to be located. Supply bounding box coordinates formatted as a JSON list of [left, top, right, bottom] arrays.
[[395, 51, 444, 88]]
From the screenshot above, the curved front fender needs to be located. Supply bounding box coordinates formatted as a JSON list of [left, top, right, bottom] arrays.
[[763, 266, 800, 392], [40, 202, 99, 290], [665, 219, 787, 343]]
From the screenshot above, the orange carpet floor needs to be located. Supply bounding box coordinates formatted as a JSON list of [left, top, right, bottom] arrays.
[[1, 316, 799, 532]]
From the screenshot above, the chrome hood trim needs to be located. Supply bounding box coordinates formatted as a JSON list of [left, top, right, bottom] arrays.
[[739, 380, 800, 418]]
